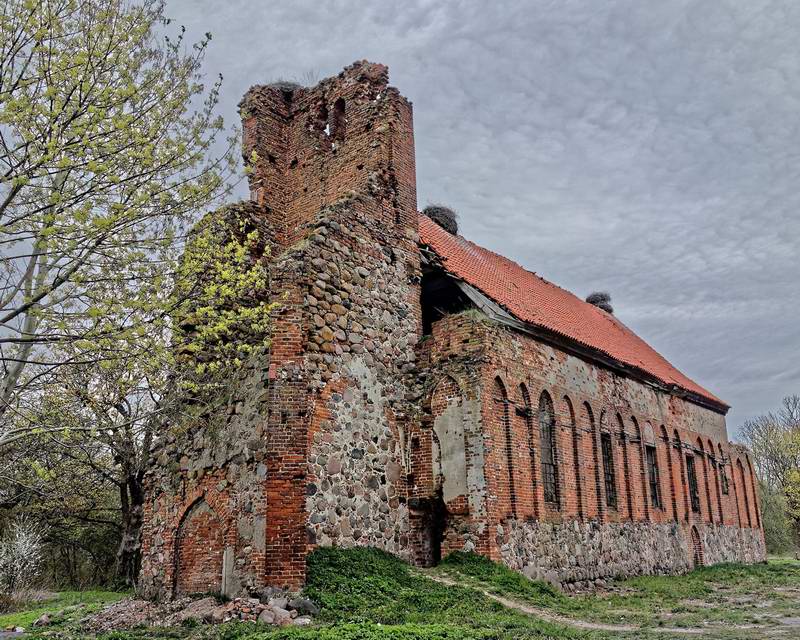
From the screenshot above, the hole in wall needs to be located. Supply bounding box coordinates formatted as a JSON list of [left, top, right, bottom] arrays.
[[331, 98, 346, 140]]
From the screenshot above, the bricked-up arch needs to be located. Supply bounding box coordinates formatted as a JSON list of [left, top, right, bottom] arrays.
[[520, 383, 539, 519], [581, 402, 601, 519], [431, 376, 468, 506], [495, 377, 517, 518], [745, 456, 761, 529], [429, 375, 469, 564], [618, 414, 634, 520], [674, 430, 690, 521], [538, 391, 559, 507], [565, 396, 584, 519], [737, 459, 752, 527], [174, 498, 225, 596], [661, 425, 679, 522]]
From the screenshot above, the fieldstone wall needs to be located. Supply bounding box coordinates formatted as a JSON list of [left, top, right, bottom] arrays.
[[500, 519, 690, 588], [301, 192, 421, 560], [306, 358, 411, 555], [701, 524, 766, 566], [498, 519, 765, 589]]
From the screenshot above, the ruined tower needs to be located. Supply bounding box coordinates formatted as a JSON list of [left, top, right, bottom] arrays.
[[139, 61, 425, 596]]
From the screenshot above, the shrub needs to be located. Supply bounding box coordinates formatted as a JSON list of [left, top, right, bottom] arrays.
[[0, 515, 47, 596]]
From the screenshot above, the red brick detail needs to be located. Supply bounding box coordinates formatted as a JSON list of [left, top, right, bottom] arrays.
[[175, 499, 225, 596]]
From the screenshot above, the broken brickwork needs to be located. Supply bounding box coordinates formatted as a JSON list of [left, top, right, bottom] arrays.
[[139, 61, 764, 601]]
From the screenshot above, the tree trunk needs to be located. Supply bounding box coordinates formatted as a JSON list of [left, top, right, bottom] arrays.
[[116, 475, 144, 586]]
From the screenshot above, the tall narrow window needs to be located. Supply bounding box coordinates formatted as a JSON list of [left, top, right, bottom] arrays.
[[686, 455, 701, 513], [601, 432, 617, 509], [645, 446, 662, 509], [539, 392, 559, 506], [718, 445, 729, 495]]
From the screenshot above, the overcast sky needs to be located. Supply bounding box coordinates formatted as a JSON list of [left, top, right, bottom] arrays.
[[167, 0, 800, 437]]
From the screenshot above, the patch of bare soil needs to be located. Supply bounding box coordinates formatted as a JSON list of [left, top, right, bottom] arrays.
[[81, 594, 317, 632]]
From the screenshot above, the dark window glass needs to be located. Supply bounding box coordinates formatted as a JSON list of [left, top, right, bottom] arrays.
[[686, 455, 701, 513], [600, 432, 617, 508], [646, 446, 662, 509], [539, 394, 559, 505]]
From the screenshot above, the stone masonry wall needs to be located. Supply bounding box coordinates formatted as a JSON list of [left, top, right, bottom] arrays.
[[302, 193, 421, 558], [499, 520, 765, 590]]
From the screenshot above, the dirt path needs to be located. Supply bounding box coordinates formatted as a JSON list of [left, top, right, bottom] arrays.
[[423, 572, 706, 635]]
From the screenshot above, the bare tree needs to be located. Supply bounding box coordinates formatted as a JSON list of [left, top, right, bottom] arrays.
[[740, 395, 800, 490]]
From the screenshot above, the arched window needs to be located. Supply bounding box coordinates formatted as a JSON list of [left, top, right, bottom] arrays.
[[520, 384, 538, 519], [686, 454, 701, 515], [495, 378, 516, 518], [631, 417, 649, 520], [643, 423, 662, 511], [538, 391, 559, 506], [599, 411, 617, 511], [331, 98, 346, 140], [746, 456, 761, 529], [565, 396, 583, 519]]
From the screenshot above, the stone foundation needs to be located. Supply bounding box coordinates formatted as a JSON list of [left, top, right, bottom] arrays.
[[498, 518, 766, 588]]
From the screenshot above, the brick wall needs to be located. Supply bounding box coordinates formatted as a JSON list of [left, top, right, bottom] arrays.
[[415, 311, 765, 585]]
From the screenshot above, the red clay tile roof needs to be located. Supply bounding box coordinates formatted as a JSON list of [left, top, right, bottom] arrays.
[[419, 214, 727, 410]]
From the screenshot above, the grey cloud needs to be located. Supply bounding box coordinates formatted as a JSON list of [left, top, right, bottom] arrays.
[[167, 0, 800, 435]]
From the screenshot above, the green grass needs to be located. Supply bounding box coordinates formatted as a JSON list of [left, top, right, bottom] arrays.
[[7, 551, 800, 639], [300, 546, 585, 638], [435, 552, 800, 632]]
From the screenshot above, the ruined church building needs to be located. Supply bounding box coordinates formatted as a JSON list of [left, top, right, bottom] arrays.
[[139, 62, 765, 598]]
